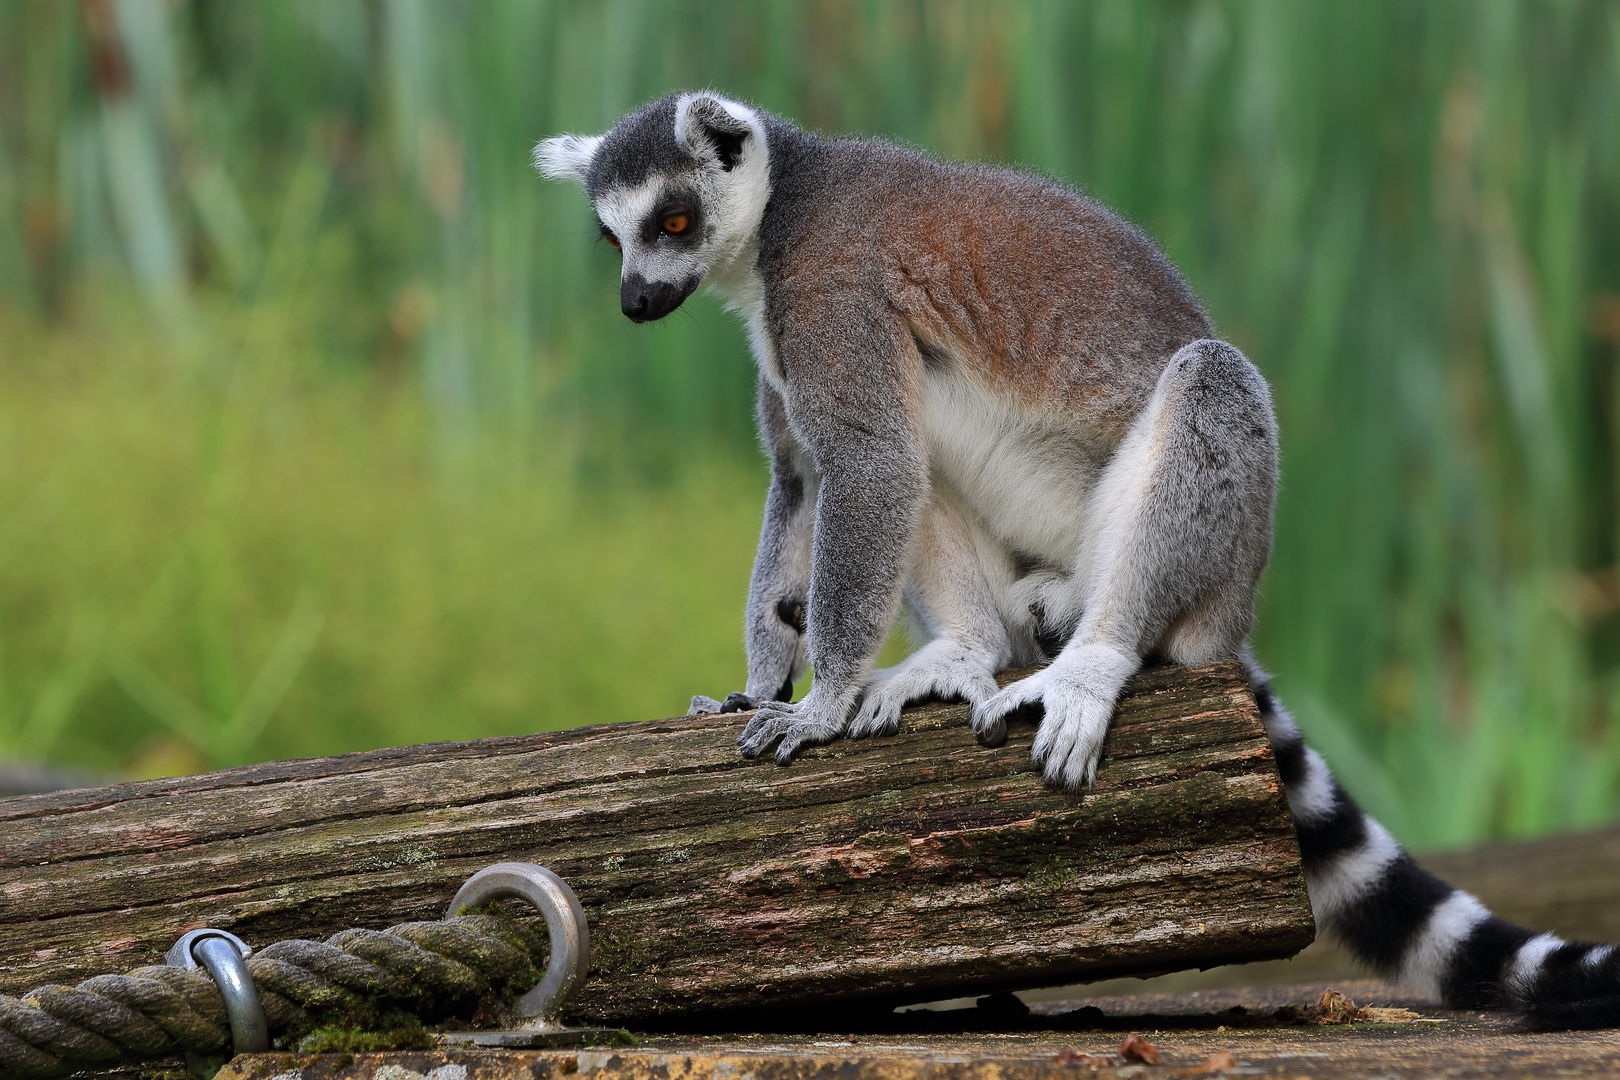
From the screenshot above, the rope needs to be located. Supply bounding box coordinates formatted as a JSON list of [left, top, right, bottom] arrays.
[[0, 914, 549, 1077]]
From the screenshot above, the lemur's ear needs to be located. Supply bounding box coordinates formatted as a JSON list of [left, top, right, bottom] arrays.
[[532, 133, 602, 185], [674, 93, 763, 172]]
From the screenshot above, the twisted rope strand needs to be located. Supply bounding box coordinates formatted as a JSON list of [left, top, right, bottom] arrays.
[[0, 914, 545, 1077]]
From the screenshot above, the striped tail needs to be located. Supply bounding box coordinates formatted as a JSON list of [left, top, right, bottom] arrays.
[[1246, 659, 1620, 1030]]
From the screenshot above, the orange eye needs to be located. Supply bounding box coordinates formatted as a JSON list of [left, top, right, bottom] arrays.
[[602, 230, 621, 249], [661, 213, 690, 235]]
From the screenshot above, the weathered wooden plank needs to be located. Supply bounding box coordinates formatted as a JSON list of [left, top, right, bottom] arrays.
[[0, 661, 1313, 1024], [213, 983, 1620, 1080]]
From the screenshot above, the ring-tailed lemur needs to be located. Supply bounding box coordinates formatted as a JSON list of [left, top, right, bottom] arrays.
[[537, 92, 1620, 1029]]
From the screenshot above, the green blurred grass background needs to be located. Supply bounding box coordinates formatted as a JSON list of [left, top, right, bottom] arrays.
[[2, 0, 1619, 850]]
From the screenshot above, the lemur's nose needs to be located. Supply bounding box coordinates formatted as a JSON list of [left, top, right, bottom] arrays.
[[621, 285, 650, 320], [621, 273, 695, 322]]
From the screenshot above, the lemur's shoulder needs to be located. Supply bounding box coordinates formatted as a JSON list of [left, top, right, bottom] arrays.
[[754, 121, 1212, 410]]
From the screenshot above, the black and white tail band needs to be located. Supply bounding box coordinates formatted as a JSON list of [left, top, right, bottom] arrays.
[[1248, 662, 1620, 1030]]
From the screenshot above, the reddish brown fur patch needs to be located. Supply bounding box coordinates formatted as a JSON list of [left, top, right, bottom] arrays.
[[778, 145, 1211, 440]]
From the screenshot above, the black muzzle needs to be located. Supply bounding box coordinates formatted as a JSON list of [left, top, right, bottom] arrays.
[[621, 273, 698, 322]]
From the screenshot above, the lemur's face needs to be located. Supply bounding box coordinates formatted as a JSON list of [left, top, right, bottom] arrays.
[[535, 93, 771, 323], [590, 174, 710, 323]]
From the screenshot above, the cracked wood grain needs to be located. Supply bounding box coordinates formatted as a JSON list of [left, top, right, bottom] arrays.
[[0, 660, 1313, 1024]]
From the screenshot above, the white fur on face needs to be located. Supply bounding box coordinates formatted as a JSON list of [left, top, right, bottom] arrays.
[[594, 176, 710, 287], [590, 96, 773, 294]]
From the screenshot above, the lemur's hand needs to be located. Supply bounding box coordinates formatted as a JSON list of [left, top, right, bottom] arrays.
[[736, 683, 859, 765]]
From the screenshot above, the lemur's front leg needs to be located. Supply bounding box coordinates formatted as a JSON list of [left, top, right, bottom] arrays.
[[689, 381, 813, 716], [848, 485, 1017, 742], [737, 314, 928, 764]]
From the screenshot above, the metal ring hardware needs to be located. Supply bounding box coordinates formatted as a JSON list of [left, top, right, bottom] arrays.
[[165, 928, 269, 1055], [447, 862, 591, 1031]]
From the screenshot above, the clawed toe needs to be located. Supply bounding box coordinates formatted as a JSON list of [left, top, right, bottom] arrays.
[[1037, 740, 1099, 792], [972, 676, 1046, 740], [856, 645, 1001, 744], [847, 706, 900, 740], [973, 713, 1008, 747]]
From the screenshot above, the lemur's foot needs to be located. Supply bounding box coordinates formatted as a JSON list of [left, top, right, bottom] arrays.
[[737, 686, 856, 765], [972, 644, 1136, 791], [849, 640, 1000, 741]]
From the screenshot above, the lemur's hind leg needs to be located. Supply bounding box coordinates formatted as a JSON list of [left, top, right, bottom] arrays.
[[848, 486, 1023, 741], [975, 340, 1279, 791]]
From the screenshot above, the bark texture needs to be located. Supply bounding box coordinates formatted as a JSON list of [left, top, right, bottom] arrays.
[[0, 660, 1313, 1024]]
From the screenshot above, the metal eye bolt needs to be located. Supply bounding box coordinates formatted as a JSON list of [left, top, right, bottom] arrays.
[[165, 928, 269, 1055], [446, 861, 592, 1030]]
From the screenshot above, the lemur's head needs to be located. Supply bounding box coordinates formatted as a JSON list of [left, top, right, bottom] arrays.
[[535, 92, 770, 323]]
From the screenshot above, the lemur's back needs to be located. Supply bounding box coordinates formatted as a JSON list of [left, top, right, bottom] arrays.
[[757, 122, 1214, 437]]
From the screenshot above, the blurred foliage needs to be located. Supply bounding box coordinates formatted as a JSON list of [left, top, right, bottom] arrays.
[[1, 0, 1619, 848]]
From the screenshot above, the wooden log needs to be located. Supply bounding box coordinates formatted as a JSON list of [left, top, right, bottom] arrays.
[[0, 660, 1312, 1025]]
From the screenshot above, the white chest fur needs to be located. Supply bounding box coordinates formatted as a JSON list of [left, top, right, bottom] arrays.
[[918, 373, 1102, 566], [707, 259, 787, 394]]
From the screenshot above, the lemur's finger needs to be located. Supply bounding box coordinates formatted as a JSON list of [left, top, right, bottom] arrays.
[[739, 701, 791, 731], [774, 721, 838, 764], [1055, 734, 1098, 792], [847, 694, 895, 739], [737, 714, 774, 750], [973, 714, 1007, 748], [738, 703, 804, 758], [849, 706, 898, 740], [737, 719, 772, 747], [738, 728, 781, 758], [1034, 709, 1083, 785], [973, 677, 1039, 734], [1034, 713, 1077, 770]]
